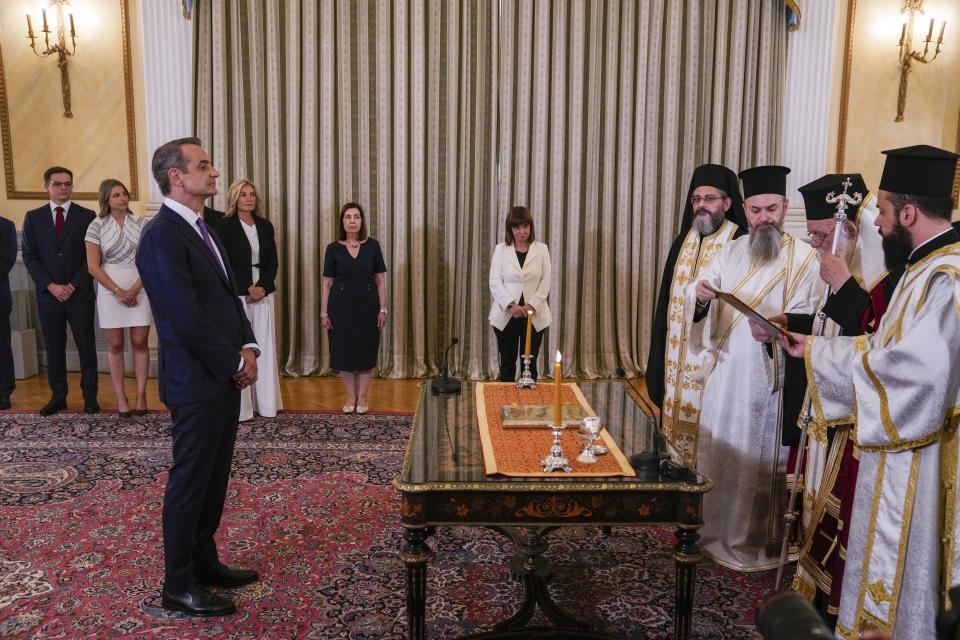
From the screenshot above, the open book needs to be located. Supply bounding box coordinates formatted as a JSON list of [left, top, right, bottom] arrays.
[[704, 284, 785, 339]]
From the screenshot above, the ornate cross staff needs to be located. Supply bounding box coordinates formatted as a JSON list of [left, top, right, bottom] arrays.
[[774, 177, 862, 590]]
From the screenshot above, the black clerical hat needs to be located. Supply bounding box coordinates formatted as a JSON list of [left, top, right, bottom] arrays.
[[691, 164, 735, 192], [799, 174, 869, 222], [738, 165, 791, 199], [879, 144, 959, 197]]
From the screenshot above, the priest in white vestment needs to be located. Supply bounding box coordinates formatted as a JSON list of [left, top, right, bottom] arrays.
[[646, 163, 747, 466], [780, 145, 960, 639], [685, 165, 822, 571]]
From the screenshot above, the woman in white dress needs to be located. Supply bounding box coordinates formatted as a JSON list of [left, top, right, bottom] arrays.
[[85, 179, 152, 417], [215, 179, 282, 420]]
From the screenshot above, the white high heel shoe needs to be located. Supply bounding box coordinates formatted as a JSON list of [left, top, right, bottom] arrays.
[[343, 403, 356, 414]]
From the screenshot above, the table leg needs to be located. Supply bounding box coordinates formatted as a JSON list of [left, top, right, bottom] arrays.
[[673, 525, 701, 640], [491, 526, 592, 632], [401, 527, 433, 640]]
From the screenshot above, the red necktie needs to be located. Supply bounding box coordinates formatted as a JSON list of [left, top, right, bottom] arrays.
[[54, 206, 64, 240]]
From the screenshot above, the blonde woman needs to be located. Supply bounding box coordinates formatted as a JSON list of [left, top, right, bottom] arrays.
[[85, 179, 151, 416], [215, 179, 282, 420]]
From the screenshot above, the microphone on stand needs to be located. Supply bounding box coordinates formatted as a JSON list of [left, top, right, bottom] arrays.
[[431, 337, 462, 394]]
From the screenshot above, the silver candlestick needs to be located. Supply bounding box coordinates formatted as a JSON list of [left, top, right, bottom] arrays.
[[541, 423, 572, 473], [516, 355, 536, 389]]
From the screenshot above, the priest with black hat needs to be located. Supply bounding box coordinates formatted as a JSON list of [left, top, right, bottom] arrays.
[[780, 144, 960, 639], [762, 173, 889, 625], [684, 165, 823, 571], [645, 163, 746, 466]]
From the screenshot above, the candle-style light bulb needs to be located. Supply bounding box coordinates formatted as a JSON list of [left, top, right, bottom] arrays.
[[938, 18, 946, 43], [926, 17, 935, 41], [899, 18, 907, 47], [69, 12, 75, 37], [41, 7, 48, 31], [25, 6, 34, 37]]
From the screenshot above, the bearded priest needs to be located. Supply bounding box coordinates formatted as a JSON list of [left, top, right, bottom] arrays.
[[780, 145, 960, 639], [684, 165, 823, 571], [646, 163, 747, 466]]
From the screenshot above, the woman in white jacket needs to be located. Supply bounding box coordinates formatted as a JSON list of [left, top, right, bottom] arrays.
[[488, 206, 552, 381]]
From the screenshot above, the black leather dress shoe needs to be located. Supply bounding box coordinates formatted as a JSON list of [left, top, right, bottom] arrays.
[[195, 563, 259, 588], [39, 398, 67, 416], [0, 396, 10, 410], [161, 585, 236, 616], [84, 403, 100, 414]]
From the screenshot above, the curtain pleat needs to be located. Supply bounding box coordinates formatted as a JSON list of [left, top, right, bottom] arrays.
[[497, 0, 787, 379], [195, 0, 498, 378], [193, 0, 787, 380]]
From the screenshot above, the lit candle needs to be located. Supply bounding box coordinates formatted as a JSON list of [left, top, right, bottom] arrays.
[[69, 13, 75, 37], [41, 7, 48, 31], [524, 310, 533, 357], [554, 351, 562, 427], [25, 7, 34, 37]]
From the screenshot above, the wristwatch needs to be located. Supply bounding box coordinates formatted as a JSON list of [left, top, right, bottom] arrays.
[[379, 308, 388, 314]]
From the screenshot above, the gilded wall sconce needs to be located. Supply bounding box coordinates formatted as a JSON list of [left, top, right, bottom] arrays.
[[25, 0, 78, 118], [896, 0, 947, 122]]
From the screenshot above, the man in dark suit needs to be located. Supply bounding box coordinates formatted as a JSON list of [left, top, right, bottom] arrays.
[[136, 137, 259, 617], [21, 167, 98, 415], [0, 215, 17, 409]]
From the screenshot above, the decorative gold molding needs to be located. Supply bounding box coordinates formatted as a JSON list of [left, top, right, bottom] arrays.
[[955, 104, 960, 208], [836, 0, 959, 206], [836, 0, 857, 172], [0, 0, 138, 201]]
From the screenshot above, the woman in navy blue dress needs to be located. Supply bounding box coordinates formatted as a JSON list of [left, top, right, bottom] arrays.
[[320, 203, 388, 414]]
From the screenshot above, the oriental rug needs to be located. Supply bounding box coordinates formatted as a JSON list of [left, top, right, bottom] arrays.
[[0, 411, 782, 639]]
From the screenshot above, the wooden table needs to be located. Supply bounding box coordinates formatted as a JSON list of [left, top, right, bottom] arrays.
[[393, 381, 711, 640]]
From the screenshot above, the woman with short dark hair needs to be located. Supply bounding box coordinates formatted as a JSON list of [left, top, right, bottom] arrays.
[[488, 205, 552, 381]]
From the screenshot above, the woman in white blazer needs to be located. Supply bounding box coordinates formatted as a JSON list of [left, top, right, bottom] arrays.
[[488, 206, 552, 381]]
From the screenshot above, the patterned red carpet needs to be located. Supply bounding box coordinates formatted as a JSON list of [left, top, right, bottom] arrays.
[[0, 411, 777, 639]]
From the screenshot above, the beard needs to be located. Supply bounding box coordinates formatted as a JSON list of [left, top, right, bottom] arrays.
[[749, 223, 783, 265], [881, 219, 912, 273], [691, 207, 723, 235]]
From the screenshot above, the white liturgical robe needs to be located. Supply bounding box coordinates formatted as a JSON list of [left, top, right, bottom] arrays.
[[684, 232, 821, 571], [805, 240, 960, 639]]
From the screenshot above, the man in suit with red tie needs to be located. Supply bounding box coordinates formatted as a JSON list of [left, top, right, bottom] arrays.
[[136, 137, 259, 616], [21, 167, 98, 415]]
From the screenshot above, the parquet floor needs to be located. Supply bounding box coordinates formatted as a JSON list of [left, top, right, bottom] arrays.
[[8, 372, 650, 414]]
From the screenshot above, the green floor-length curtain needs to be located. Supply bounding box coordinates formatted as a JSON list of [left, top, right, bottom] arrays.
[[496, 0, 788, 379], [192, 0, 788, 379], [194, 0, 499, 377]]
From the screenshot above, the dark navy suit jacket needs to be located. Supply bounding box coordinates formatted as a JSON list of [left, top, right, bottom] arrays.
[[20, 203, 96, 303], [136, 205, 255, 405], [0, 217, 16, 309]]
